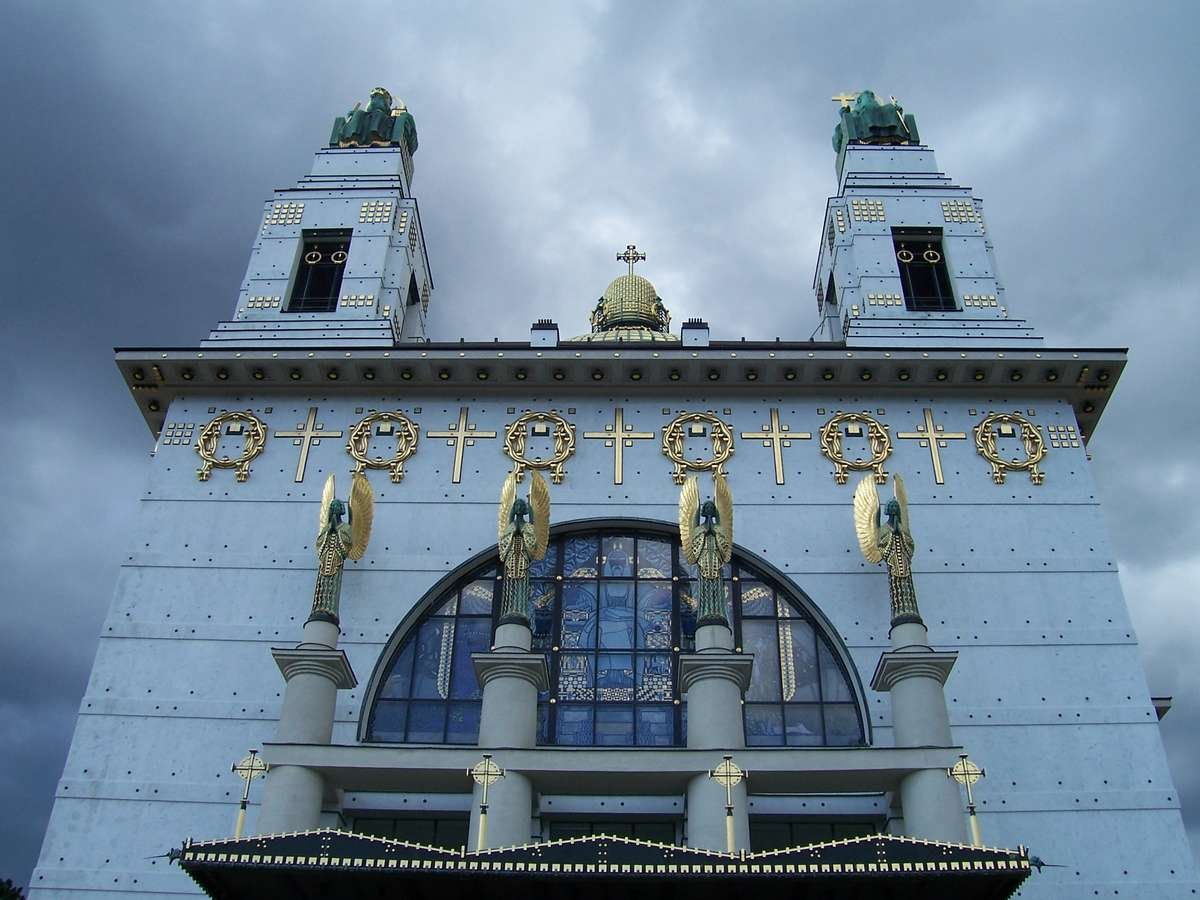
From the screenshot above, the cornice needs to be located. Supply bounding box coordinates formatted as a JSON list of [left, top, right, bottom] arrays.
[[116, 343, 1126, 441]]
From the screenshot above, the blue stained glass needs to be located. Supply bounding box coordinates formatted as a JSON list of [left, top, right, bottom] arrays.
[[556, 705, 593, 745], [564, 536, 599, 577], [412, 619, 455, 699], [561, 583, 597, 649], [530, 581, 555, 648], [637, 654, 673, 702], [596, 653, 635, 702], [637, 538, 672, 578], [379, 641, 415, 699], [459, 579, 495, 614], [819, 642, 853, 702], [637, 706, 675, 746], [450, 618, 490, 699], [742, 620, 782, 702], [777, 616, 819, 702], [559, 653, 594, 700], [446, 702, 482, 744], [602, 536, 635, 576], [367, 530, 864, 751], [784, 705, 824, 746], [595, 706, 634, 746], [599, 583, 635, 648], [740, 581, 774, 617], [637, 582, 672, 649], [744, 704, 785, 746], [407, 701, 447, 742], [370, 700, 407, 741], [530, 541, 560, 578], [824, 705, 862, 745]]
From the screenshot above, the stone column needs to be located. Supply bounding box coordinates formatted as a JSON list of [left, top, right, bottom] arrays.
[[467, 621, 548, 849], [679, 622, 754, 852], [256, 618, 356, 834], [870, 619, 966, 844]]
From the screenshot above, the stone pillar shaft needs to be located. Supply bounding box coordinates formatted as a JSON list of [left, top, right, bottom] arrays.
[[679, 623, 754, 852], [469, 622, 548, 849], [870, 620, 967, 844], [257, 618, 356, 835]]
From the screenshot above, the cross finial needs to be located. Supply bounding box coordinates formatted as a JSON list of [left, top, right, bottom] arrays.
[[832, 92, 860, 109], [617, 244, 646, 276]]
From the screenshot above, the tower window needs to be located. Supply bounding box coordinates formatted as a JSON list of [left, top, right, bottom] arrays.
[[893, 228, 955, 311], [287, 229, 351, 313]]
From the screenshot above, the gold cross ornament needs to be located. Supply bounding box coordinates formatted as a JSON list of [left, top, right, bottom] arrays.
[[898, 408, 966, 485], [584, 408, 654, 485], [617, 244, 646, 276], [832, 92, 860, 108], [273, 407, 344, 483], [740, 408, 812, 485], [468, 754, 505, 851], [231, 749, 269, 839], [948, 754, 986, 847], [428, 406, 497, 484], [709, 755, 746, 854]]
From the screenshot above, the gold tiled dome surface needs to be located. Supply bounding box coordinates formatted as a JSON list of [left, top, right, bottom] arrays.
[[568, 327, 680, 343], [599, 274, 661, 327]]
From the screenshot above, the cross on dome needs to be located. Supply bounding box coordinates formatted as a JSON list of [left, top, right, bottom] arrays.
[[617, 244, 646, 275]]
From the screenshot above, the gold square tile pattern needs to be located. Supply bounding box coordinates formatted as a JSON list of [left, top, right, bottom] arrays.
[[359, 199, 395, 224], [867, 292, 903, 307], [940, 199, 979, 223], [962, 294, 998, 308], [850, 198, 886, 222], [1046, 422, 1080, 449], [263, 201, 304, 226], [161, 421, 194, 446], [246, 295, 281, 309], [339, 293, 377, 309], [834, 208, 847, 232]]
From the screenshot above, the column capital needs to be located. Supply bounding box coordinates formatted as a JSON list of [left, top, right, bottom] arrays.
[[271, 646, 357, 690], [472, 651, 550, 692], [870, 648, 957, 692], [679, 652, 755, 694]]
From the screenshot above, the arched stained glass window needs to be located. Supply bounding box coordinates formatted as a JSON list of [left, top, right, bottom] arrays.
[[365, 528, 865, 748]]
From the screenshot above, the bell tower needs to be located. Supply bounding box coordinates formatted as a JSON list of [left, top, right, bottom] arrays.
[[203, 87, 434, 347], [814, 90, 1040, 348]]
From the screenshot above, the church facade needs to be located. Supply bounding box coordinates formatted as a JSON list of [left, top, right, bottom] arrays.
[[29, 89, 1198, 898]]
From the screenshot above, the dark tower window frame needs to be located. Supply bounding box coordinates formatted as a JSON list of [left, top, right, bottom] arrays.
[[892, 227, 956, 312], [286, 228, 352, 313]]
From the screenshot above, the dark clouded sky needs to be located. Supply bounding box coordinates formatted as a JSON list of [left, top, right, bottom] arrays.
[[2, 0, 1198, 887]]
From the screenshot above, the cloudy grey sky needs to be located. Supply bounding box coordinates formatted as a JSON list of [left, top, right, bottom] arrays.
[[2, 0, 1198, 886]]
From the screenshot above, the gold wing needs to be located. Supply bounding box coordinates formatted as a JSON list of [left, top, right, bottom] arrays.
[[498, 471, 518, 544], [347, 472, 374, 560], [893, 473, 912, 542], [319, 473, 336, 540], [679, 476, 700, 564], [529, 470, 551, 560], [713, 472, 733, 562], [852, 473, 883, 564]]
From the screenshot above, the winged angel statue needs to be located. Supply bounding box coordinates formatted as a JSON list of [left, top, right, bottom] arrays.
[[498, 470, 551, 626], [310, 473, 374, 624], [679, 473, 734, 628], [853, 473, 923, 626]]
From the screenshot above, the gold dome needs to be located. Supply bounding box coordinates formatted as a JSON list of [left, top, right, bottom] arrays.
[[566, 273, 676, 342], [599, 274, 662, 328]]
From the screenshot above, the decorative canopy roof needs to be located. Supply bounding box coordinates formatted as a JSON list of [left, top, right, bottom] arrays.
[[568, 245, 678, 343], [175, 829, 1031, 899]]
